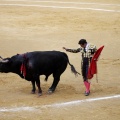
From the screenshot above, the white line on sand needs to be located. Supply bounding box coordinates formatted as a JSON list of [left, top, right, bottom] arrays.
[[29, 1, 120, 6], [0, 4, 120, 12], [0, 95, 120, 112], [3, 0, 120, 6]]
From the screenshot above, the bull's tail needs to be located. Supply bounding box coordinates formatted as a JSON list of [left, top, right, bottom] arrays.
[[63, 52, 80, 76], [68, 62, 80, 77]]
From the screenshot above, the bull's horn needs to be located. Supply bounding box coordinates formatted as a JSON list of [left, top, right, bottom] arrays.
[[1, 59, 9, 63]]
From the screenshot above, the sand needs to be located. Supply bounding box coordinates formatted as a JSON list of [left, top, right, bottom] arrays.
[[0, 0, 120, 120]]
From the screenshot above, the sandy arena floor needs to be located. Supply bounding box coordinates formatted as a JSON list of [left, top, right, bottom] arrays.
[[0, 0, 120, 120]]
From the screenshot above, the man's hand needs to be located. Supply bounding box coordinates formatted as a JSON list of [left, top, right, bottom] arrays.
[[63, 47, 67, 50]]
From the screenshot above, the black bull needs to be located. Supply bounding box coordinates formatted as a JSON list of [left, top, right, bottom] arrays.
[[0, 51, 80, 95]]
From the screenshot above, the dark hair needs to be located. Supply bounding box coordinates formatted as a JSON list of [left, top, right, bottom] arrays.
[[78, 39, 87, 45]]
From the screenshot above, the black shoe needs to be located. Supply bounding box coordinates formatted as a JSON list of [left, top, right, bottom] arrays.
[[84, 91, 90, 96]]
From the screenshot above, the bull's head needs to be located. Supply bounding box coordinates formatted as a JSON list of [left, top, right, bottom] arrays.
[[0, 56, 11, 73]]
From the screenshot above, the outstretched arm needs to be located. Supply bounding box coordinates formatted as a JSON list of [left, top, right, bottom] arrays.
[[63, 47, 81, 53]]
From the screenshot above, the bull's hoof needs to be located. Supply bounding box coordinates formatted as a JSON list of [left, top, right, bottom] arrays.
[[38, 93, 42, 96], [48, 89, 54, 94], [31, 91, 35, 94]]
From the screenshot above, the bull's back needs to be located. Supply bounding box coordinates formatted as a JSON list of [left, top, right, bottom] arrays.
[[27, 51, 68, 71]]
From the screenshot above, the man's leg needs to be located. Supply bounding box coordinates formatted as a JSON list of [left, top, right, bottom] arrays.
[[82, 58, 90, 96], [84, 80, 90, 96]]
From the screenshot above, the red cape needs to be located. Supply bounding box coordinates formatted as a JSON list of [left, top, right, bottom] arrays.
[[87, 45, 104, 79]]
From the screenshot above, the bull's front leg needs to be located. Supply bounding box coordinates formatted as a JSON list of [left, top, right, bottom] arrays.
[[36, 80, 42, 96], [34, 75, 42, 96], [31, 80, 36, 94]]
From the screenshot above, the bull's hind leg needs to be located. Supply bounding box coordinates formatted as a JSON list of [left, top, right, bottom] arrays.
[[48, 62, 67, 94], [48, 74, 60, 94]]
